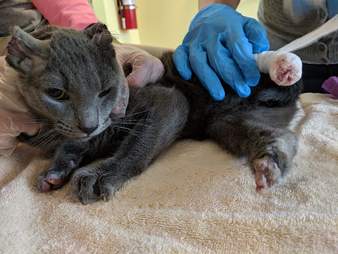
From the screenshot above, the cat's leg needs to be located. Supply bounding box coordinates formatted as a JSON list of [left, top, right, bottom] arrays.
[[253, 73, 303, 107], [71, 86, 190, 204], [206, 112, 298, 190], [37, 141, 89, 192]]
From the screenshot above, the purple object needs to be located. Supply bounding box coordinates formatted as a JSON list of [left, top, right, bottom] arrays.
[[322, 76, 338, 98]]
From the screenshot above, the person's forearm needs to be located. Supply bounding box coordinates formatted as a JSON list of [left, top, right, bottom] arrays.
[[199, 0, 240, 9], [32, 0, 98, 30]]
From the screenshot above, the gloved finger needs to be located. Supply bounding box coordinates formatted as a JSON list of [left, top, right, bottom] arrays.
[[173, 45, 192, 80], [224, 29, 261, 87], [243, 18, 270, 54], [189, 44, 225, 100], [207, 36, 251, 97], [126, 55, 164, 87]]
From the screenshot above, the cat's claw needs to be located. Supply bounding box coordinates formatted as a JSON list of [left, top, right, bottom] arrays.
[[253, 156, 281, 191]]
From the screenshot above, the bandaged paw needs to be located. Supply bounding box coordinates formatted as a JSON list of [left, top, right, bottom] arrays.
[[254, 15, 338, 87], [255, 51, 302, 87]]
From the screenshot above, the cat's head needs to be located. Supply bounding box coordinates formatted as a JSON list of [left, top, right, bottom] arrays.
[[6, 23, 128, 139]]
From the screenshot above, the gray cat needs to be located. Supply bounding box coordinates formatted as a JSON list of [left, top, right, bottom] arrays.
[[6, 23, 301, 204]]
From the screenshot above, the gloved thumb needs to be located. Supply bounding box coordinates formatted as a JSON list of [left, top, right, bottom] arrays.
[[243, 18, 270, 54], [173, 45, 192, 80]]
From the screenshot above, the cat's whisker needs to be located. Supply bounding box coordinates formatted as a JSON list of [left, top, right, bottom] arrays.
[[56, 128, 73, 136], [113, 125, 142, 138], [30, 131, 55, 147], [55, 123, 89, 138], [114, 125, 133, 132], [116, 118, 147, 123], [41, 134, 58, 148], [17, 118, 50, 124], [43, 133, 59, 147], [56, 122, 84, 135], [20, 122, 54, 128], [37, 133, 53, 147], [118, 122, 152, 129], [111, 118, 153, 128], [112, 119, 150, 126], [123, 110, 149, 118]]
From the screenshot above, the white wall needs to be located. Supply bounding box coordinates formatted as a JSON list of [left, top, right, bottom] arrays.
[[92, 0, 260, 48]]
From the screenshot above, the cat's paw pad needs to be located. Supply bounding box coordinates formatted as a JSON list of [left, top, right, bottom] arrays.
[[252, 156, 282, 191], [37, 169, 67, 192]]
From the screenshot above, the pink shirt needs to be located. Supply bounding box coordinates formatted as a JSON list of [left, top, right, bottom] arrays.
[[32, 0, 98, 30]]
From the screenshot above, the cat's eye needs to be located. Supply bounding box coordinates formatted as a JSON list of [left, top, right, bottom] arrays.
[[46, 88, 69, 101], [99, 87, 112, 98]]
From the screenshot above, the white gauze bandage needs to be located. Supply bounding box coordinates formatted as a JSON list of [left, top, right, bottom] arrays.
[[254, 15, 338, 86]]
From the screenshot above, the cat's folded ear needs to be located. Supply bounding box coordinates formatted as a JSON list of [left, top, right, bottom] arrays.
[[6, 26, 50, 74], [84, 23, 113, 48]]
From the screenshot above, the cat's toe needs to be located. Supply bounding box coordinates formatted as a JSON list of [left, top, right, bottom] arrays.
[[253, 156, 281, 191], [97, 180, 122, 202], [99, 184, 112, 202], [37, 169, 66, 192]]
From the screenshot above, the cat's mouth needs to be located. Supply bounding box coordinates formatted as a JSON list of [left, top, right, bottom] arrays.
[[86, 118, 112, 137], [55, 118, 111, 139]]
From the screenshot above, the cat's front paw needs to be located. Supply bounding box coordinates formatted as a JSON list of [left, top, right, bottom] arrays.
[[71, 167, 123, 205], [37, 168, 68, 192]]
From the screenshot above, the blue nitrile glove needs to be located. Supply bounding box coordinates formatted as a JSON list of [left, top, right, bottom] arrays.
[[173, 4, 269, 100], [327, 0, 338, 18]]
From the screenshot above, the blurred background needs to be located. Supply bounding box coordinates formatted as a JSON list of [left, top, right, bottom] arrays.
[[89, 0, 259, 49]]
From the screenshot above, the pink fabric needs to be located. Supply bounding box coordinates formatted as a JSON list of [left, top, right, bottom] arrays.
[[32, 0, 98, 30], [322, 76, 338, 98]]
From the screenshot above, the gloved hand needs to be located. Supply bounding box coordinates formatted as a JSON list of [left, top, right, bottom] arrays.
[[114, 44, 165, 87], [173, 4, 269, 100], [0, 57, 40, 156]]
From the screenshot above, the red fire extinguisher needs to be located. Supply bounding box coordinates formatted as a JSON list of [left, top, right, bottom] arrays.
[[118, 0, 138, 30]]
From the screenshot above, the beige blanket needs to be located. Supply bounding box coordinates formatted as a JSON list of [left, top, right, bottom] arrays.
[[0, 93, 337, 253]]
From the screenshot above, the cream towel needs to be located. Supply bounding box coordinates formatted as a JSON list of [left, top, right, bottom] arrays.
[[0, 93, 337, 253]]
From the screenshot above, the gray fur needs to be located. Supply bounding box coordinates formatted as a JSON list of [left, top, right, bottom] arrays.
[[6, 24, 301, 204]]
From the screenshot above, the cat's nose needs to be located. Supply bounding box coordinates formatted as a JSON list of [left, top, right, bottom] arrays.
[[79, 125, 98, 134]]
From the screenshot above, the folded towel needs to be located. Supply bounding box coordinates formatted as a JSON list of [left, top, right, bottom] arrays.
[[0, 93, 337, 253]]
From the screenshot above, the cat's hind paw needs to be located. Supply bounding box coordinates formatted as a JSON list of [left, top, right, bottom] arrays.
[[252, 156, 282, 191]]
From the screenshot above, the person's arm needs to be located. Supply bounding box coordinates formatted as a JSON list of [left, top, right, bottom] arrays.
[[32, 0, 98, 30], [199, 0, 240, 9]]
